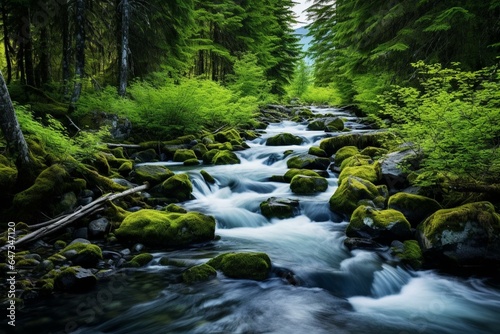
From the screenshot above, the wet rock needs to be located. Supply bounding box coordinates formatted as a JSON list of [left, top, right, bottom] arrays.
[[287, 154, 331, 170], [88, 218, 110, 238], [307, 117, 344, 132], [173, 149, 198, 162], [266, 133, 303, 146], [346, 205, 413, 243], [73, 227, 88, 240], [260, 197, 300, 219], [290, 175, 328, 194], [391, 240, 424, 269], [212, 150, 240, 165], [200, 170, 216, 184], [207, 252, 272, 281], [334, 146, 359, 166], [338, 163, 381, 185], [61, 242, 103, 268], [156, 173, 193, 202], [320, 132, 391, 156], [54, 266, 97, 292], [115, 209, 216, 247], [182, 264, 217, 284], [343, 237, 385, 251], [379, 148, 420, 192], [126, 253, 153, 267], [131, 165, 174, 186], [417, 201, 500, 269], [388, 192, 442, 227], [131, 148, 158, 163]]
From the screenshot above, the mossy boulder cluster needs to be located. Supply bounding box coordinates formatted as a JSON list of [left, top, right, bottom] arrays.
[[115, 209, 216, 248]]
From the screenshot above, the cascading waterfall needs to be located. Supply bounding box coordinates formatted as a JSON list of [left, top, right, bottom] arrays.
[[18, 107, 500, 334]]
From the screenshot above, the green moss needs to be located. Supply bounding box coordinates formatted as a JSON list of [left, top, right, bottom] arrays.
[[17, 259, 40, 267], [212, 150, 240, 165], [110, 147, 126, 159], [118, 160, 133, 175], [348, 206, 411, 233], [207, 252, 271, 281], [388, 192, 442, 227], [308, 146, 328, 157], [184, 158, 200, 166], [339, 154, 373, 171], [338, 164, 381, 185], [92, 152, 111, 176], [266, 133, 303, 146], [133, 165, 174, 185], [329, 176, 386, 216], [207, 142, 233, 151], [165, 203, 187, 213], [202, 149, 220, 164], [160, 173, 192, 201], [182, 263, 217, 284], [334, 146, 359, 166], [115, 209, 216, 247], [127, 253, 153, 267], [283, 169, 321, 183], [61, 242, 103, 268], [0, 160, 17, 193], [215, 129, 242, 144], [54, 240, 67, 249], [319, 132, 392, 156], [200, 170, 216, 184], [192, 143, 208, 159], [392, 240, 423, 269], [286, 154, 330, 170], [360, 146, 388, 158], [133, 148, 158, 162], [260, 197, 299, 219], [290, 175, 328, 194], [420, 201, 500, 242], [325, 118, 345, 132], [173, 149, 198, 162]]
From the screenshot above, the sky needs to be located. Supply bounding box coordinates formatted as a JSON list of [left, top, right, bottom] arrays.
[[292, 0, 311, 29]]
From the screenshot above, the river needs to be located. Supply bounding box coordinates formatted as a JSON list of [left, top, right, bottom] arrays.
[[18, 107, 500, 334]]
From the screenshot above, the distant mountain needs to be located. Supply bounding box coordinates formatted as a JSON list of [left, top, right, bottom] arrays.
[[294, 26, 313, 65]]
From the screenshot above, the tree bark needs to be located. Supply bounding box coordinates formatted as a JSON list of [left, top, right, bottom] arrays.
[[0, 70, 31, 168], [118, 0, 130, 97], [1, 3, 12, 83], [38, 27, 50, 85], [69, 0, 85, 111], [61, 1, 71, 99]]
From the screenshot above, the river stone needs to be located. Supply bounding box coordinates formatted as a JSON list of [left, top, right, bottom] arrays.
[[379, 148, 419, 192], [54, 266, 97, 292], [388, 192, 442, 227], [391, 240, 424, 269], [115, 209, 216, 247], [131, 148, 158, 162], [182, 264, 217, 284], [319, 132, 391, 156], [287, 154, 331, 170], [207, 252, 272, 281], [266, 133, 303, 146], [173, 149, 198, 162], [346, 206, 413, 243], [61, 242, 103, 268], [308, 117, 344, 132], [212, 150, 241, 165], [329, 176, 386, 216], [334, 146, 359, 166], [338, 163, 381, 185], [283, 169, 322, 183], [260, 197, 300, 219], [158, 173, 193, 201], [131, 165, 174, 186], [290, 175, 328, 194], [88, 217, 110, 238], [417, 201, 500, 269]]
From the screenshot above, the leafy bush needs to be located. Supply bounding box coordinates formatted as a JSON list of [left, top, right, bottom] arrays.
[[379, 61, 500, 184], [301, 85, 342, 106]]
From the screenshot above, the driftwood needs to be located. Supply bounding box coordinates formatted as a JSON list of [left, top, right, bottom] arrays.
[[2, 183, 148, 251], [106, 143, 141, 149]]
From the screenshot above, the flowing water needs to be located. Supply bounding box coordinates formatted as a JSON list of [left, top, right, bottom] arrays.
[[18, 107, 500, 334]]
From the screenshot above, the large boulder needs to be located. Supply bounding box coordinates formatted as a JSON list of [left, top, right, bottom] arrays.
[[212, 150, 241, 165], [329, 176, 387, 216], [388, 192, 442, 227], [379, 148, 419, 192], [260, 197, 300, 219], [266, 133, 303, 146], [338, 164, 381, 185], [307, 117, 344, 132], [346, 206, 413, 243], [131, 165, 174, 186], [287, 154, 331, 170], [290, 175, 328, 194], [173, 149, 198, 162], [207, 252, 272, 281], [159, 173, 193, 201], [391, 240, 424, 269], [115, 209, 216, 247], [214, 129, 243, 144], [283, 169, 322, 183], [417, 201, 500, 269], [334, 146, 359, 166]]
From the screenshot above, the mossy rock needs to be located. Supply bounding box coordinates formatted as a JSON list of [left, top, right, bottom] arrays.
[[127, 253, 153, 267], [260, 197, 300, 219], [192, 143, 208, 159], [308, 146, 328, 157], [418, 201, 500, 267], [334, 146, 359, 166], [339, 154, 373, 171], [200, 170, 216, 184], [132, 165, 174, 186], [173, 149, 198, 162], [53, 266, 97, 292], [388, 193, 442, 227], [207, 142, 233, 151], [118, 160, 133, 176], [287, 154, 330, 170], [61, 242, 103, 268], [0, 156, 17, 195], [12, 164, 85, 222], [360, 146, 388, 158], [347, 206, 412, 243], [165, 203, 187, 213], [115, 209, 216, 247], [212, 150, 240, 165], [338, 164, 381, 185], [307, 117, 344, 132], [391, 240, 423, 269], [329, 176, 386, 216], [266, 133, 303, 146], [319, 132, 391, 156], [290, 175, 328, 194], [207, 252, 271, 281], [184, 158, 200, 166], [283, 169, 321, 183], [215, 129, 242, 144], [182, 263, 217, 284], [132, 148, 158, 162], [53, 191, 78, 214], [92, 152, 111, 176], [159, 173, 193, 201], [202, 149, 220, 164]]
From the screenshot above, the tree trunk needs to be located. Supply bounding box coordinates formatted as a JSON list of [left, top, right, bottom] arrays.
[[69, 0, 85, 111], [0, 70, 31, 168], [39, 27, 50, 85], [23, 9, 36, 87], [61, 2, 71, 99], [118, 0, 130, 97], [1, 3, 12, 84]]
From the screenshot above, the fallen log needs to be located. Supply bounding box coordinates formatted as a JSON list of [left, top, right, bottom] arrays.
[[1, 183, 148, 251], [106, 143, 141, 149]]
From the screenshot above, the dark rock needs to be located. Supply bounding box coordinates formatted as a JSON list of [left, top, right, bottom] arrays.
[[287, 154, 331, 170], [388, 192, 442, 227], [73, 228, 88, 240], [266, 133, 303, 146], [54, 266, 97, 292], [379, 148, 420, 192], [344, 237, 385, 251], [88, 218, 110, 238], [260, 197, 300, 219]]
